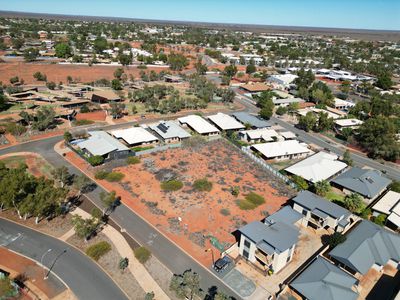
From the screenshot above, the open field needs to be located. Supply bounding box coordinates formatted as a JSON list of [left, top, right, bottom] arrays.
[[92, 139, 295, 266], [0, 153, 55, 178], [0, 61, 170, 84]]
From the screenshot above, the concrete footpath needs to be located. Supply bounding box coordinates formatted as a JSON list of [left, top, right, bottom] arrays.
[[70, 208, 170, 300]]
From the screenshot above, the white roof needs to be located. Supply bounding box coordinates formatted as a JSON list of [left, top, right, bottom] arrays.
[[253, 140, 310, 159], [78, 131, 129, 156], [178, 115, 220, 134], [207, 113, 245, 131], [285, 151, 348, 183], [388, 212, 400, 228], [334, 98, 356, 108], [280, 131, 297, 139], [110, 127, 158, 145], [268, 74, 298, 85], [372, 191, 400, 215], [243, 128, 279, 141], [334, 119, 364, 127], [298, 108, 341, 120]]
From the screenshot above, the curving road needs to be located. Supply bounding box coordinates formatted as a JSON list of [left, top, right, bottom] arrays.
[[0, 218, 128, 300]]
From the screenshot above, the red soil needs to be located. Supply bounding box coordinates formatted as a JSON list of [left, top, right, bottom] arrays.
[[65, 139, 290, 266], [75, 111, 106, 121]]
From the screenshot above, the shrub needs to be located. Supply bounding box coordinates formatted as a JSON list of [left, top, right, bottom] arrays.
[[193, 178, 213, 192], [127, 156, 140, 165], [373, 214, 386, 226], [88, 155, 104, 166], [161, 180, 183, 192], [131, 146, 154, 152], [237, 192, 265, 210], [328, 232, 346, 248], [134, 246, 151, 264], [86, 241, 111, 261], [80, 104, 90, 113], [95, 170, 109, 180], [220, 208, 230, 216], [105, 172, 125, 182], [230, 186, 240, 196]]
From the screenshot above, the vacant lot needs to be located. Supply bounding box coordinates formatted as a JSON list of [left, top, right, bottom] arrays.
[[97, 139, 295, 266], [0, 61, 170, 84], [0, 153, 54, 178]]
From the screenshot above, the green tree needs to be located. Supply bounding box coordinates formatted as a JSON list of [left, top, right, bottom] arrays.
[[340, 80, 351, 95], [51, 166, 70, 188], [93, 37, 108, 54], [294, 68, 315, 89], [114, 68, 124, 80], [33, 71, 47, 81], [315, 112, 333, 132], [55, 43, 72, 58], [169, 270, 202, 300], [291, 175, 309, 190], [314, 180, 331, 196], [118, 54, 132, 66], [46, 81, 56, 90], [276, 106, 287, 116], [111, 79, 123, 90], [298, 111, 317, 132], [376, 72, 393, 90], [64, 131, 73, 143], [223, 65, 237, 78], [100, 190, 117, 210], [71, 215, 99, 240], [110, 102, 125, 119], [195, 59, 208, 75], [389, 181, 400, 193], [246, 60, 256, 74], [343, 193, 364, 213], [32, 106, 56, 131], [168, 53, 189, 71], [342, 150, 353, 166], [0, 276, 15, 297], [73, 175, 92, 198], [24, 48, 39, 62], [87, 155, 104, 166]]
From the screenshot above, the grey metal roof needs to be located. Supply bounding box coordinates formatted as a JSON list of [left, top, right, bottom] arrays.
[[329, 220, 400, 274], [272, 97, 305, 105], [231, 112, 271, 128], [149, 120, 191, 140], [78, 131, 129, 156], [265, 206, 303, 226], [331, 167, 392, 199], [290, 257, 359, 300], [239, 220, 299, 254], [292, 191, 350, 220]]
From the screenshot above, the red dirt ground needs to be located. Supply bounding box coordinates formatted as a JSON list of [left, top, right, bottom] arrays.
[[0, 62, 173, 84], [0, 248, 65, 299], [75, 111, 106, 121], [65, 139, 292, 266]]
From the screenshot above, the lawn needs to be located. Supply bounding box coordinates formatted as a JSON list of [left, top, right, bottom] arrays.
[[325, 190, 345, 202]]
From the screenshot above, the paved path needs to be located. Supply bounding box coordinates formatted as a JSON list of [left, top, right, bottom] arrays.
[[0, 218, 128, 300], [71, 208, 170, 300]]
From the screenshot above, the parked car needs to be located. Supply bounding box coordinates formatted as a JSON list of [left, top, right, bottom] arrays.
[[213, 256, 232, 273]]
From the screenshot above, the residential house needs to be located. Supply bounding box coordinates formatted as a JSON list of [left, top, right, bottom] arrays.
[[76, 131, 130, 160], [238, 206, 301, 273], [87, 90, 121, 103], [331, 167, 392, 203], [290, 256, 359, 300], [279, 131, 297, 140], [334, 119, 364, 131], [292, 190, 353, 232], [272, 97, 305, 107], [267, 74, 298, 88], [207, 113, 245, 132], [329, 220, 400, 276], [149, 120, 191, 143], [231, 112, 272, 129], [371, 191, 400, 230], [334, 98, 355, 111], [252, 140, 311, 161], [110, 127, 159, 147], [178, 115, 220, 136], [238, 128, 280, 143], [240, 83, 271, 94], [285, 152, 348, 183]]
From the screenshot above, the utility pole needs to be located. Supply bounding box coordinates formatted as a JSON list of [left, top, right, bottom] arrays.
[[44, 249, 67, 280]]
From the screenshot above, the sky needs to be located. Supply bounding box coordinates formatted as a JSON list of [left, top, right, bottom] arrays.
[[1, 0, 400, 31]]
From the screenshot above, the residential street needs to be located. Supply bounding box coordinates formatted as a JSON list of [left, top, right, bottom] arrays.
[[0, 218, 128, 300]]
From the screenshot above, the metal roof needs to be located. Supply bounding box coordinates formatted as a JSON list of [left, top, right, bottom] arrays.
[[239, 220, 299, 254], [329, 220, 400, 274], [252, 140, 310, 159], [292, 190, 351, 220], [149, 120, 191, 140], [110, 127, 158, 146], [178, 115, 220, 134], [207, 113, 245, 131], [78, 131, 129, 156], [265, 206, 303, 226], [231, 112, 272, 128], [285, 151, 348, 183], [290, 256, 359, 300], [331, 167, 392, 199]]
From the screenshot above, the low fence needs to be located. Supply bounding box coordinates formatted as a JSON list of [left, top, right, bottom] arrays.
[[241, 146, 298, 190], [134, 142, 182, 156]]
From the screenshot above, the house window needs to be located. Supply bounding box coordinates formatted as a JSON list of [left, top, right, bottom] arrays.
[[287, 256, 291, 263], [243, 250, 250, 259], [244, 239, 251, 249], [302, 209, 307, 216]]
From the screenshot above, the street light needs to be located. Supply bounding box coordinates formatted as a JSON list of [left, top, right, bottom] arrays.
[[44, 249, 67, 280], [205, 248, 215, 266], [41, 249, 52, 278]]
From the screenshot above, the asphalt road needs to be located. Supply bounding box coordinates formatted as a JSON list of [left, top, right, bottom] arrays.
[[233, 94, 400, 181], [0, 218, 128, 300], [0, 137, 242, 299]]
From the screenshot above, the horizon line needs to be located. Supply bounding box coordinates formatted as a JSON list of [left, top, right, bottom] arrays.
[[1, 10, 400, 34]]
